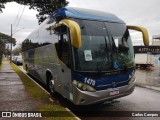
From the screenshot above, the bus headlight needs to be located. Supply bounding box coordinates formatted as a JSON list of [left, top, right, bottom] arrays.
[[129, 75, 136, 84], [73, 80, 96, 92]]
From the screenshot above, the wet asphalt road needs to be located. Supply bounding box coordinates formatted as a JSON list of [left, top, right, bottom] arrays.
[[18, 66, 160, 120], [50, 86, 160, 120], [136, 69, 160, 87]]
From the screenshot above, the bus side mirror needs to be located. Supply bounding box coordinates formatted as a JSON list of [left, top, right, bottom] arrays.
[[51, 19, 82, 48], [127, 25, 149, 46], [59, 19, 82, 48]]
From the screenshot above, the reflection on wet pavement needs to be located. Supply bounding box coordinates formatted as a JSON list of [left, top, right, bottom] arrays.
[[0, 61, 40, 113], [136, 67, 160, 87]]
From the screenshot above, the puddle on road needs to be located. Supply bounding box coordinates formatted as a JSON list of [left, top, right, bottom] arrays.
[[136, 69, 160, 87]]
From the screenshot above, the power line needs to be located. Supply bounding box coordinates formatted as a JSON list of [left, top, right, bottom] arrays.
[[12, 5, 23, 27], [14, 5, 25, 32]]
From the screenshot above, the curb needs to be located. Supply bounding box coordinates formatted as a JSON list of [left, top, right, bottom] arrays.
[[66, 108, 81, 120], [17, 65, 81, 120], [18, 66, 49, 95], [136, 82, 160, 92]]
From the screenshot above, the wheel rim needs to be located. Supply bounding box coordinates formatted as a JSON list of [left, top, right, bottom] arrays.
[[49, 80, 54, 93]]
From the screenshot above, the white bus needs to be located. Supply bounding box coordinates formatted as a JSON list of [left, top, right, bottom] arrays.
[[22, 7, 149, 105]]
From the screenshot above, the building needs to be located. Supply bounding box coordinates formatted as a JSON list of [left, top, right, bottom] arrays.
[[134, 34, 160, 67], [152, 34, 160, 46], [152, 35, 160, 66]]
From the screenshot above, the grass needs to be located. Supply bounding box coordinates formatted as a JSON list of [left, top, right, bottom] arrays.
[[10, 63, 49, 100], [0, 60, 2, 69], [39, 105, 76, 120], [0, 58, 2, 68], [10, 63, 76, 120], [0, 58, 6, 69]]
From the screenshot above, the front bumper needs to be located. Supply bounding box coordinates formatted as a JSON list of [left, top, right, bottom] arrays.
[[72, 81, 135, 105]]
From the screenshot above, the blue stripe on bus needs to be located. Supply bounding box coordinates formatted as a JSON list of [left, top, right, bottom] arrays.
[[72, 70, 134, 91], [50, 7, 125, 23]]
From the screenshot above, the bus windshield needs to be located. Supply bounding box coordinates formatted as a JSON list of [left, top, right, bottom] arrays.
[[72, 19, 134, 72]]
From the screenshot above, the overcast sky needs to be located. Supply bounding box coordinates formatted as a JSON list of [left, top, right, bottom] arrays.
[[0, 0, 160, 48]]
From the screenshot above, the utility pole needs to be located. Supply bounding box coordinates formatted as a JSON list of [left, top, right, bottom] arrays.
[[10, 24, 12, 63], [9, 25, 24, 63]]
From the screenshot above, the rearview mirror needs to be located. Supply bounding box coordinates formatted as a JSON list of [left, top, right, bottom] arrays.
[[127, 26, 149, 46], [50, 19, 82, 48]]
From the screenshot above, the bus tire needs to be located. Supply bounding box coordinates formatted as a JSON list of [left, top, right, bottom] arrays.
[[48, 75, 55, 94]]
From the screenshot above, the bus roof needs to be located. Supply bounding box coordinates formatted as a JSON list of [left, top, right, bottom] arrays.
[[50, 7, 125, 23]]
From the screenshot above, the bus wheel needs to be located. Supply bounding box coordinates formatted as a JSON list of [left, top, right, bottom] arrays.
[[48, 77, 55, 94]]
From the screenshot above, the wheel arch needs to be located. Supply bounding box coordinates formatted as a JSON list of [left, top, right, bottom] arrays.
[[46, 69, 53, 85]]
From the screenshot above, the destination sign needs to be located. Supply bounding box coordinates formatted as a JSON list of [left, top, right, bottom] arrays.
[[134, 46, 160, 54]]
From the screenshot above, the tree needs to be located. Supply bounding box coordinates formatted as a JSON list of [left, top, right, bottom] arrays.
[[0, 32, 16, 45], [0, 32, 16, 64], [0, 39, 5, 64], [0, 2, 5, 13], [0, 0, 69, 63], [0, 0, 69, 24], [12, 46, 22, 55]]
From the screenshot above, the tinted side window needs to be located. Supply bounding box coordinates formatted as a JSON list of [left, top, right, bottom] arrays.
[[22, 19, 56, 51]]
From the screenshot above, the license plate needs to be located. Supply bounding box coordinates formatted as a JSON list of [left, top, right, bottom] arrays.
[[109, 89, 119, 96]]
